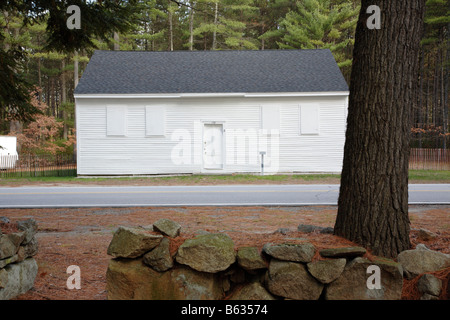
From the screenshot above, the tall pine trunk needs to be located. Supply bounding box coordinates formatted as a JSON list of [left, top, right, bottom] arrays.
[[114, 31, 120, 51], [168, 4, 174, 52], [189, 4, 195, 51], [212, 2, 218, 50], [334, 0, 425, 258]]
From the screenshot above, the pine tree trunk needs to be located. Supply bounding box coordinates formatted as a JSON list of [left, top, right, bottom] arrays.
[[74, 51, 79, 88], [37, 57, 42, 102], [189, 4, 195, 51], [334, 0, 425, 258], [114, 31, 120, 51], [168, 9, 174, 51], [212, 2, 218, 50]]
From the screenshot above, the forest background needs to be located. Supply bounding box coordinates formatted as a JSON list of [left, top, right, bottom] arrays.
[[0, 0, 448, 156]]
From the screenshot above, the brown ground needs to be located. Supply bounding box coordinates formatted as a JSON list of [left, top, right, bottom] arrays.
[[1, 204, 448, 300]]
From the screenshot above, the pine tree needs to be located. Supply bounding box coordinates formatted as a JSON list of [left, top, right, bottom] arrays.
[[192, 0, 259, 50], [273, 0, 359, 81], [0, 0, 137, 122]]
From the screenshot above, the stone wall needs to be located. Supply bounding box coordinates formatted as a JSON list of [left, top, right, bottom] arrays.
[[0, 218, 39, 300], [106, 219, 450, 300]]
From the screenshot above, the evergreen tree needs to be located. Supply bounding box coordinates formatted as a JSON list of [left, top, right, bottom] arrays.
[[271, 0, 359, 81], [192, 0, 259, 50], [0, 0, 137, 122]]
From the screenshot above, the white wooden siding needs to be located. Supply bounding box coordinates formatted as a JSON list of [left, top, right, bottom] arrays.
[[75, 96, 347, 175]]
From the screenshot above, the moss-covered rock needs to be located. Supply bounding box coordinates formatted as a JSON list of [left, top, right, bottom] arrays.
[[262, 242, 316, 263], [230, 282, 276, 300], [266, 259, 323, 300], [153, 219, 181, 238], [319, 246, 367, 258], [325, 257, 403, 300], [307, 258, 346, 284], [143, 237, 173, 272], [237, 247, 267, 271], [107, 226, 163, 259], [106, 258, 224, 300], [176, 233, 236, 273]]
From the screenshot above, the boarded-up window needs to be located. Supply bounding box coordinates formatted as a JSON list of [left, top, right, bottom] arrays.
[[261, 106, 280, 130], [300, 104, 319, 135], [106, 105, 127, 136], [145, 106, 165, 136]]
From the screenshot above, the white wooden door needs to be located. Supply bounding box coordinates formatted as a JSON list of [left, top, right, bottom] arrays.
[[203, 124, 224, 169]]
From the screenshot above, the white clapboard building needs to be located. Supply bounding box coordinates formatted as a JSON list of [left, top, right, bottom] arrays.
[[74, 49, 349, 175]]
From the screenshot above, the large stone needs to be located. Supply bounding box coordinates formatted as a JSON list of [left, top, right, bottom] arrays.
[[266, 259, 323, 300], [143, 237, 173, 272], [262, 242, 315, 263], [319, 247, 366, 258], [237, 247, 267, 271], [0, 258, 38, 300], [230, 282, 276, 300], [16, 219, 37, 244], [417, 229, 438, 241], [5, 232, 25, 248], [420, 293, 439, 300], [153, 219, 181, 238], [0, 254, 19, 269], [397, 247, 450, 279], [297, 224, 333, 234], [307, 258, 346, 284], [0, 235, 17, 260], [417, 274, 442, 297], [325, 257, 403, 300], [0, 268, 7, 288], [176, 233, 235, 273], [107, 226, 163, 259], [0, 217, 10, 224], [106, 258, 224, 300], [22, 237, 38, 258]]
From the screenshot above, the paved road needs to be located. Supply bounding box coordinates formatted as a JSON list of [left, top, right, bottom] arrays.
[[0, 184, 449, 208]]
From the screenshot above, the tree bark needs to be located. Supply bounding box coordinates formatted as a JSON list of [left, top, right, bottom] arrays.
[[114, 31, 120, 51], [189, 4, 195, 51], [212, 2, 218, 50], [74, 51, 79, 88], [168, 7, 174, 51], [334, 0, 426, 258]]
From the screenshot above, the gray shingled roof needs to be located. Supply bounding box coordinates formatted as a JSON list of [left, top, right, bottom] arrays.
[[74, 49, 348, 95]]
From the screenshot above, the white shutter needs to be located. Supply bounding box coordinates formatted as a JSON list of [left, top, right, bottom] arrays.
[[106, 105, 127, 136], [300, 104, 320, 135], [146, 106, 165, 136], [261, 106, 280, 130]]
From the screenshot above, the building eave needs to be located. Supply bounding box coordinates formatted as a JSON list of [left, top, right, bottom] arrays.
[[74, 91, 350, 99]]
